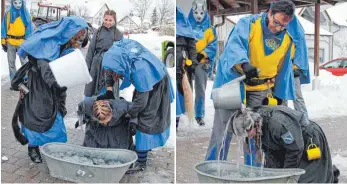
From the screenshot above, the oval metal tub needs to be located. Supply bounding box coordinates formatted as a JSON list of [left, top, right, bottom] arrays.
[[194, 161, 305, 183], [41, 143, 137, 183]]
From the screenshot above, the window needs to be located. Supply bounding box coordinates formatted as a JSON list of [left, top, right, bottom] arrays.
[[308, 48, 325, 63], [323, 60, 342, 68], [341, 60, 347, 68]]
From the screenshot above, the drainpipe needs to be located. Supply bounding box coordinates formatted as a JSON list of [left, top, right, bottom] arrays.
[[214, 15, 225, 28]]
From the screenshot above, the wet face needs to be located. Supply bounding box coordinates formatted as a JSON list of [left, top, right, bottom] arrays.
[[69, 29, 87, 48], [268, 11, 292, 33], [13, 0, 22, 10], [103, 15, 115, 29], [192, 3, 205, 23]]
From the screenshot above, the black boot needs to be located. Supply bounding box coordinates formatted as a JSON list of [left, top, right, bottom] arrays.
[[28, 146, 42, 163], [196, 117, 205, 126], [125, 161, 147, 174]]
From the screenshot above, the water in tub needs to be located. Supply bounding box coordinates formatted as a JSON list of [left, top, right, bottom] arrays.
[[50, 150, 123, 166]]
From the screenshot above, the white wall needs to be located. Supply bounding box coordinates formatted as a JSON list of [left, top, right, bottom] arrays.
[[332, 27, 347, 58], [176, 0, 194, 16], [305, 35, 331, 64], [214, 17, 234, 43]]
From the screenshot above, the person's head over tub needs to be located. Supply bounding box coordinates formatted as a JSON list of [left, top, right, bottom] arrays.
[[76, 97, 133, 149]]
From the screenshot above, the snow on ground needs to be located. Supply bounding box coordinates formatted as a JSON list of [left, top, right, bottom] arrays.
[[1, 49, 23, 80], [178, 62, 347, 131]]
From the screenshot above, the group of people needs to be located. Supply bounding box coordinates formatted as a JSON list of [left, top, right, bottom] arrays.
[[176, 0, 340, 183], [176, 0, 217, 127], [3, 0, 173, 174]]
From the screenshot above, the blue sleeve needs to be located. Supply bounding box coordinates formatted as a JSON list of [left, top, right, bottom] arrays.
[[204, 27, 218, 67], [1, 11, 8, 40], [218, 15, 257, 75], [24, 22, 34, 39], [287, 15, 310, 84]]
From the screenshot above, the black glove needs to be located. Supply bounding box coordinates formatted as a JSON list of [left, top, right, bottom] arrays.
[[2, 44, 7, 52], [188, 62, 198, 73], [75, 121, 79, 129], [293, 69, 301, 78], [197, 53, 204, 62], [129, 122, 137, 136], [52, 82, 67, 95], [241, 62, 259, 78], [96, 90, 115, 100]]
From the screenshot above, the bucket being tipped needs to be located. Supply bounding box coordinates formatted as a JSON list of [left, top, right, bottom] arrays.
[[212, 75, 246, 110], [49, 49, 92, 88]]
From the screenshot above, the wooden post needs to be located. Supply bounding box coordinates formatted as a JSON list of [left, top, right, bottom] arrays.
[[251, 0, 258, 14], [1, 0, 5, 21], [313, 0, 320, 90]]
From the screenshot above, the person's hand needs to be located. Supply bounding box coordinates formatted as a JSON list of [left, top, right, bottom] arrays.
[[52, 82, 67, 95], [2, 44, 7, 52], [128, 122, 137, 136], [242, 62, 259, 78], [19, 89, 25, 99], [293, 69, 301, 77], [197, 53, 204, 62], [96, 90, 115, 100], [75, 121, 79, 129]]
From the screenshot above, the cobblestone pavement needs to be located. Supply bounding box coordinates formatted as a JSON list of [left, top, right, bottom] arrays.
[[1, 80, 174, 183], [176, 116, 347, 183]]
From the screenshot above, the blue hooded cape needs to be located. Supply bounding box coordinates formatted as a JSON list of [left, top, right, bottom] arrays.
[[213, 14, 310, 100], [176, 6, 196, 39], [103, 39, 174, 102], [188, 8, 218, 73], [17, 16, 88, 61], [1, 0, 33, 40]]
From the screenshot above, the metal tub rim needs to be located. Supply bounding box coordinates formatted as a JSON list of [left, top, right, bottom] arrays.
[[40, 142, 138, 168], [193, 160, 306, 182]]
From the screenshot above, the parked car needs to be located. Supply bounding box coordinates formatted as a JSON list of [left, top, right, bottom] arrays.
[[319, 58, 347, 76]]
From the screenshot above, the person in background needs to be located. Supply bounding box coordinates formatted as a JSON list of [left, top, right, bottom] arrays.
[[1, 0, 33, 87], [188, 0, 217, 126], [176, 5, 198, 128], [11, 16, 88, 163], [84, 10, 123, 98]]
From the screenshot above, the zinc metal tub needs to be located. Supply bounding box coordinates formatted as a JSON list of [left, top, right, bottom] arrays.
[[194, 161, 305, 183], [41, 143, 137, 183]]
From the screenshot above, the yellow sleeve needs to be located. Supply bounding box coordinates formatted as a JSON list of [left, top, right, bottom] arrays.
[[196, 27, 215, 53], [1, 39, 6, 45]]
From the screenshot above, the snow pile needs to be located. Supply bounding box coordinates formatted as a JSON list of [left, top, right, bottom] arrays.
[[332, 154, 347, 179]]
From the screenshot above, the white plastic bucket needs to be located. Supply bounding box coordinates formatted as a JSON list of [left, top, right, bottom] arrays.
[[212, 75, 246, 110], [49, 49, 92, 88]]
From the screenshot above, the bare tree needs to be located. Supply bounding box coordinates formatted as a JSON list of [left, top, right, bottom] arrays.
[[72, 5, 90, 20], [157, 0, 174, 25], [130, 0, 152, 29], [335, 39, 347, 57]]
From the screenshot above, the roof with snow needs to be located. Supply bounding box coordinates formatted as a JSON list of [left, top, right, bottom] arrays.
[[38, 0, 108, 17], [325, 2, 347, 26], [226, 12, 333, 36]]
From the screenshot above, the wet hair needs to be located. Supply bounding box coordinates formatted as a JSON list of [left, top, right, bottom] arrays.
[[270, 0, 295, 17], [104, 10, 117, 23], [92, 100, 112, 122]]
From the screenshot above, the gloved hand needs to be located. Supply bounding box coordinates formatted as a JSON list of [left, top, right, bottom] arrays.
[[197, 53, 204, 62], [75, 121, 79, 129], [52, 82, 67, 95], [96, 90, 115, 100], [2, 44, 7, 52], [293, 69, 301, 78], [241, 62, 259, 78], [129, 122, 137, 136]]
